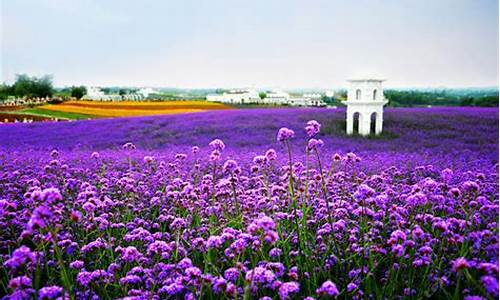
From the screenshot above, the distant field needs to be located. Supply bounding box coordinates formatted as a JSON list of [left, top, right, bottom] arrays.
[[38, 100, 231, 118]]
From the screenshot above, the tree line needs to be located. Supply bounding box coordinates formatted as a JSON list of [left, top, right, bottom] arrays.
[[384, 89, 498, 107], [0, 74, 87, 101]]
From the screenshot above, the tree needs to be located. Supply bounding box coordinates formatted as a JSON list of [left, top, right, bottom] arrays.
[[71, 86, 87, 99], [101, 87, 111, 94], [0, 83, 13, 100], [259, 92, 267, 99], [12, 74, 54, 98], [460, 97, 474, 106]]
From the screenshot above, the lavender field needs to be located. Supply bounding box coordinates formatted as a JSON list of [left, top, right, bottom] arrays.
[[0, 107, 498, 299]]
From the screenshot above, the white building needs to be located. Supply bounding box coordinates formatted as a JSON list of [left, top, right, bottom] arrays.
[[206, 89, 260, 104], [83, 87, 120, 101], [288, 93, 326, 107], [84, 87, 106, 100], [207, 88, 326, 107], [137, 87, 158, 98], [83, 87, 159, 101], [264, 90, 290, 105], [345, 79, 388, 136]]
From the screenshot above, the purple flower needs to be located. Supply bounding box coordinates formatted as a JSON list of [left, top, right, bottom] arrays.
[[177, 257, 193, 269], [171, 217, 187, 230], [207, 235, 224, 248], [253, 215, 276, 231], [347, 282, 358, 292], [332, 153, 342, 161], [69, 260, 84, 269], [209, 139, 225, 151], [278, 281, 300, 299], [26, 205, 53, 232], [41, 187, 63, 203], [265, 149, 277, 161], [223, 160, 239, 174], [210, 150, 221, 161], [224, 268, 240, 282], [307, 138, 324, 150], [175, 153, 187, 160], [120, 246, 143, 263], [245, 267, 276, 284], [264, 231, 279, 244], [50, 150, 59, 158], [147, 240, 171, 258], [4, 246, 37, 271], [159, 282, 184, 296], [481, 276, 498, 296], [81, 238, 108, 253], [277, 128, 295, 142], [267, 262, 285, 277], [441, 168, 453, 182], [38, 285, 63, 299], [9, 276, 32, 289], [269, 248, 282, 258], [452, 257, 470, 272], [185, 266, 202, 278], [119, 275, 142, 285], [143, 156, 154, 163], [305, 120, 321, 137], [253, 155, 267, 165], [316, 280, 339, 297], [354, 184, 376, 200], [212, 277, 226, 294], [122, 142, 136, 150]]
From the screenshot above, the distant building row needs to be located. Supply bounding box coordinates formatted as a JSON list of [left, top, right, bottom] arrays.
[[83, 87, 158, 101], [206, 89, 326, 107]]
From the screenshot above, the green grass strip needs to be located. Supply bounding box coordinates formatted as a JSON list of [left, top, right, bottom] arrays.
[[18, 108, 97, 120]]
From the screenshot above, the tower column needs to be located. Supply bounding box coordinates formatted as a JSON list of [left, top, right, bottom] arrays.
[[360, 113, 371, 136], [346, 112, 353, 135], [375, 112, 383, 134]]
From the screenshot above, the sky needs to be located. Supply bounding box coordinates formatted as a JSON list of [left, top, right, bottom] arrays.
[[1, 0, 498, 89]]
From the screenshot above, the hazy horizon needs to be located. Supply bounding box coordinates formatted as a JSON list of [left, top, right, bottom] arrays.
[[48, 85, 500, 91], [2, 0, 498, 89]]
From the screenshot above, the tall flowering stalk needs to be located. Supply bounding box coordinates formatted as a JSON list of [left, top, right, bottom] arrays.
[[224, 159, 241, 217], [305, 121, 327, 199], [209, 139, 225, 208], [122, 142, 136, 170], [277, 127, 304, 274]]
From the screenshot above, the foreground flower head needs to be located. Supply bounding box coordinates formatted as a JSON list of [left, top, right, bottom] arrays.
[[277, 127, 295, 142], [305, 120, 321, 137], [316, 280, 339, 297], [209, 139, 225, 151], [122, 142, 136, 150]]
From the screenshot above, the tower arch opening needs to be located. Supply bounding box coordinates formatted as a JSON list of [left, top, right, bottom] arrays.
[[370, 112, 377, 135], [373, 89, 378, 100], [356, 89, 362, 100], [353, 112, 362, 134]]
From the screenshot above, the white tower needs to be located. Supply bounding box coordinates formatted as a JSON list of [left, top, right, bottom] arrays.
[[345, 79, 388, 136]]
